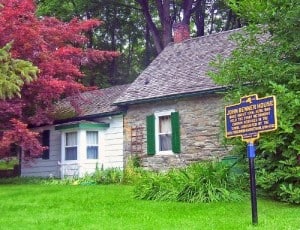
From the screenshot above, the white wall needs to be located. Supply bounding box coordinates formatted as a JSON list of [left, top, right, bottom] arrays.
[[21, 126, 61, 178], [101, 115, 124, 169], [22, 114, 124, 178]]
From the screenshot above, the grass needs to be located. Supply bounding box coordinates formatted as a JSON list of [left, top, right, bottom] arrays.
[[0, 184, 299, 230]]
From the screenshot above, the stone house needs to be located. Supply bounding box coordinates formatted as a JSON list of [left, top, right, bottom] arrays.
[[21, 84, 129, 178], [21, 27, 242, 177], [114, 27, 241, 171]]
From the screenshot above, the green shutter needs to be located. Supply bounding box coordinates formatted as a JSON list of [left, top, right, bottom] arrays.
[[171, 112, 181, 153], [146, 114, 156, 155]]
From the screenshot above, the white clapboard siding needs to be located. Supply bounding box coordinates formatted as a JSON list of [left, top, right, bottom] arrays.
[[102, 115, 124, 169], [21, 127, 61, 178], [22, 114, 124, 178]]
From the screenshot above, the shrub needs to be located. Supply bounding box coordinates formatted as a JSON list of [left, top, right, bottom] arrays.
[[134, 161, 247, 203], [123, 156, 148, 184], [79, 167, 123, 185]]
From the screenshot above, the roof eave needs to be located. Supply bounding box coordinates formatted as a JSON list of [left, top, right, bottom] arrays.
[[113, 86, 227, 106], [54, 110, 124, 125]]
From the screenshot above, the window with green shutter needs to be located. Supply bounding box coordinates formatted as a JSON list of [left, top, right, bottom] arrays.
[[146, 111, 181, 155]]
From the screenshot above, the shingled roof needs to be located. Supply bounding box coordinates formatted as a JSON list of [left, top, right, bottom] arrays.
[[54, 84, 130, 121], [114, 28, 243, 105]]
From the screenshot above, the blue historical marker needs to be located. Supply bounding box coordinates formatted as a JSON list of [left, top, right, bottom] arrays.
[[225, 94, 277, 142], [224, 94, 277, 225]]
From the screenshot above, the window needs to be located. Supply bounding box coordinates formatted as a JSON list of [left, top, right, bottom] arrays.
[[65, 132, 77, 160], [86, 131, 98, 159], [146, 111, 180, 155], [41, 130, 50, 160], [158, 115, 172, 151]]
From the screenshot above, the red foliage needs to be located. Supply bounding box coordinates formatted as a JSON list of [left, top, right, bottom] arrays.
[[0, 119, 44, 161], [0, 0, 120, 158]]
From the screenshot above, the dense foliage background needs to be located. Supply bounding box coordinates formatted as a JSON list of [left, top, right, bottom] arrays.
[[36, 0, 243, 86], [210, 0, 300, 203], [0, 0, 118, 159]]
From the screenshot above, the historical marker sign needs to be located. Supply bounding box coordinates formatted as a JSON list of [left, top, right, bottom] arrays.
[[224, 94, 277, 225], [225, 94, 277, 142]]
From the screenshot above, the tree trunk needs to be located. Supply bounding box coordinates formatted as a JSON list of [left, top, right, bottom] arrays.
[[182, 0, 193, 25], [195, 0, 206, 36], [156, 0, 172, 47], [209, 3, 215, 34], [144, 24, 152, 67], [137, 0, 163, 54]]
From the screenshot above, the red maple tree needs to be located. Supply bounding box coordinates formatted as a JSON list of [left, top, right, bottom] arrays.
[[0, 0, 119, 159]]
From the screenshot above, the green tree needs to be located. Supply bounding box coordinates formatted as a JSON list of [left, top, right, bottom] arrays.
[[210, 0, 300, 203], [36, 1, 243, 86], [136, 0, 243, 54], [0, 43, 38, 99], [36, 0, 149, 86]]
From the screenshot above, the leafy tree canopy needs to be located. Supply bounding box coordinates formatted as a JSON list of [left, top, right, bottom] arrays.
[[210, 0, 300, 203], [0, 0, 119, 160], [0, 42, 38, 99], [36, 0, 243, 86], [36, 0, 149, 86]]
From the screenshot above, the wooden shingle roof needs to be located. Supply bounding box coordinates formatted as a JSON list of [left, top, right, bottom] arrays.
[[114, 28, 242, 105], [55, 84, 130, 120]]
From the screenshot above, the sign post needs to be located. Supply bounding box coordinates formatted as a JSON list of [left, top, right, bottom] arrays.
[[225, 94, 277, 225], [247, 142, 257, 224]]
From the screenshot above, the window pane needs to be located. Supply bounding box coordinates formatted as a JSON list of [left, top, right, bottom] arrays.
[[87, 131, 98, 159], [41, 130, 50, 159], [87, 131, 98, 145], [159, 115, 172, 151], [159, 115, 171, 133], [159, 134, 172, 151], [66, 132, 77, 146], [87, 146, 98, 159], [65, 147, 77, 160]]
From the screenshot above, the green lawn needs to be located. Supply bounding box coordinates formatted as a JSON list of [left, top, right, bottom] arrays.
[[0, 184, 299, 230]]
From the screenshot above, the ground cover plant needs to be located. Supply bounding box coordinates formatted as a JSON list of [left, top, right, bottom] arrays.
[[0, 184, 299, 230]]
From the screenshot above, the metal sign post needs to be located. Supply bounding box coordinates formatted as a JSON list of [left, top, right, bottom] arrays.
[[224, 94, 277, 225], [247, 141, 257, 225]]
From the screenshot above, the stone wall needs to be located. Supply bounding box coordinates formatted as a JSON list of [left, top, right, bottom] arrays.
[[123, 94, 229, 171]]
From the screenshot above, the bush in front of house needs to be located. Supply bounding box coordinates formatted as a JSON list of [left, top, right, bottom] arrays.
[[91, 167, 123, 185], [123, 156, 151, 185], [134, 161, 247, 203]]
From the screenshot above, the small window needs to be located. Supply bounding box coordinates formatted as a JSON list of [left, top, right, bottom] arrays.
[[147, 111, 180, 155], [65, 132, 77, 160], [41, 130, 50, 160], [86, 131, 98, 159], [158, 115, 172, 151]]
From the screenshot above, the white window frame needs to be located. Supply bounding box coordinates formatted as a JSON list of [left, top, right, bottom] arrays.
[[64, 131, 78, 161], [86, 131, 99, 160], [61, 130, 103, 164], [155, 110, 175, 155]]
